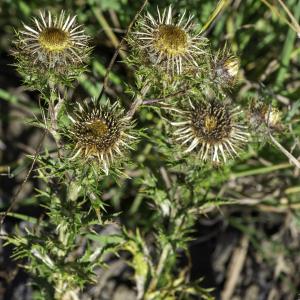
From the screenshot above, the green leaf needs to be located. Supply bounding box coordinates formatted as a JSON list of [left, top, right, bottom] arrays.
[[85, 233, 124, 245]]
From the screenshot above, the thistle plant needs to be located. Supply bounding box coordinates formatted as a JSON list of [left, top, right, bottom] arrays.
[[2, 2, 300, 300]]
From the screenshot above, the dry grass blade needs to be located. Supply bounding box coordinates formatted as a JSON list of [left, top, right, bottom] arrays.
[[200, 0, 231, 34], [261, 0, 300, 35], [92, 7, 127, 59], [221, 235, 249, 300], [268, 131, 300, 169]]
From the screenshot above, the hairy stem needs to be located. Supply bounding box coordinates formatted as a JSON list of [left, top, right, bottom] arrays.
[[127, 82, 151, 117]]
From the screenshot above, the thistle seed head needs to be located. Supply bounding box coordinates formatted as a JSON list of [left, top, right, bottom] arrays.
[[15, 10, 90, 70], [211, 45, 240, 89], [68, 99, 136, 175], [132, 6, 208, 76], [222, 57, 239, 78], [265, 107, 281, 128], [249, 100, 283, 131], [172, 99, 249, 163]]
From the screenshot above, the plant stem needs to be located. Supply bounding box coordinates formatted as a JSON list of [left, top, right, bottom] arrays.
[[148, 244, 172, 292], [98, 0, 148, 101], [268, 131, 300, 169], [231, 162, 292, 178], [48, 89, 65, 159], [127, 82, 151, 117], [0, 131, 46, 228]]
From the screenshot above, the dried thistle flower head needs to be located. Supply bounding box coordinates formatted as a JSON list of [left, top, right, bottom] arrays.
[[132, 6, 208, 75], [210, 45, 240, 89], [264, 107, 281, 128], [171, 99, 249, 163], [249, 100, 283, 131], [15, 10, 90, 72], [68, 99, 136, 175]]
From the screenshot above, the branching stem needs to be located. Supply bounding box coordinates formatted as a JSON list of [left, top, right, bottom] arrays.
[[268, 131, 300, 169]]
